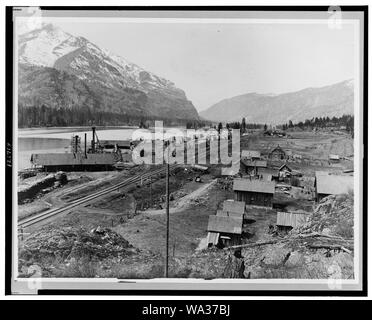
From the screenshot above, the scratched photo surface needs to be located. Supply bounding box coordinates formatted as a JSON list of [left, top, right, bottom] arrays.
[[13, 8, 362, 290]]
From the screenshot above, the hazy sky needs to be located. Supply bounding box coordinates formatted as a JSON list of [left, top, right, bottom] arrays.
[[28, 19, 357, 111]]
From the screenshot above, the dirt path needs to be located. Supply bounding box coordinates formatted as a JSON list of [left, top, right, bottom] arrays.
[[143, 179, 217, 216]]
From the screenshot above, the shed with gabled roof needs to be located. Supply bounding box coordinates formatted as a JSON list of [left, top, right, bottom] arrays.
[[240, 159, 267, 175], [207, 215, 243, 247], [222, 200, 245, 215], [233, 178, 275, 207], [276, 211, 307, 229]]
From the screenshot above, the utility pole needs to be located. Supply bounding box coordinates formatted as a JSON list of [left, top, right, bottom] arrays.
[[149, 176, 152, 207], [165, 141, 170, 278]]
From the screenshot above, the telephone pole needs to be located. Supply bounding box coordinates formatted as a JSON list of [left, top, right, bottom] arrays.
[[164, 141, 170, 278]]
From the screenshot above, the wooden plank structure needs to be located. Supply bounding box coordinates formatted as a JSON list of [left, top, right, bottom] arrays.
[[100, 140, 136, 150], [222, 200, 245, 215], [233, 178, 275, 207], [240, 159, 267, 175], [207, 231, 220, 246], [30, 152, 123, 172], [207, 214, 243, 247], [269, 145, 286, 160], [276, 211, 307, 229]]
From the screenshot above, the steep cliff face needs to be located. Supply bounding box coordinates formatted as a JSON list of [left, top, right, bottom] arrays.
[[18, 23, 199, 121], [200, 80, 354, 124]]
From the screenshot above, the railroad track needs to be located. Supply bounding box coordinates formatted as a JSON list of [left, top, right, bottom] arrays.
[[18, 164, 179, 229]]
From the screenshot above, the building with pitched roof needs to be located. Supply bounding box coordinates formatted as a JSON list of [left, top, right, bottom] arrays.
[[241, 150, 261, 160], [207, 215, 243, 247], [222, 200, 246, 216], [269, 145, 286, 160], [233, 178, 275, 207]]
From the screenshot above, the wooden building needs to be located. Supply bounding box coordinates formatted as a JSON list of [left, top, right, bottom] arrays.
[[233, 179, 275, 207], [257, 167, 279, 181], [278, 163, 292, 182], [207, 215, 243, 247], [100, 140, 136, 150], [269, 145, 286, 160], [315, 171, 354, 202], [276, 211, 307, 231], [30, 152, 125, 172], [222, 200, 246, 218], [240, 159, 267, 175], [241, 150, 261, 161]]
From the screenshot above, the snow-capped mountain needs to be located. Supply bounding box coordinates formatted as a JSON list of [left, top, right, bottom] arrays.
[[18, 23, 199, 121], [200, 80, 354, 124]]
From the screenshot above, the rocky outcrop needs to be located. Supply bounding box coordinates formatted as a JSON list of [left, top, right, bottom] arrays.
[[18, 226, 135, 276]]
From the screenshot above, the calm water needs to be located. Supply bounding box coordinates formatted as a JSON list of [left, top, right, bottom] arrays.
[[17, 127, 138, 170]]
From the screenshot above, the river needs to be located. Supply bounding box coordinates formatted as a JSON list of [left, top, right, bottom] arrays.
[[17, 126, 139, 170]]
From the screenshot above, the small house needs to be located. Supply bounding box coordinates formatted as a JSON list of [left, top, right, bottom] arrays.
[[240, 159, 267, 175], [257, 167, 279, 181], [233, 179, 275, 207], [207, 215, 243, 247], [278, 163, 292, 181], [269, 145, 286, 160], [315, 171, 354, 202], [276, 211, 307, 232]]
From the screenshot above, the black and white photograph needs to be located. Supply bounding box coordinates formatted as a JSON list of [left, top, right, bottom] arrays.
[[5, 6, 367, 295]]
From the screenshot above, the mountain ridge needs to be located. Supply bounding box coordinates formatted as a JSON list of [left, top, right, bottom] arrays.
[[18, 23, 199, 121], [200, 79, 354, 124]]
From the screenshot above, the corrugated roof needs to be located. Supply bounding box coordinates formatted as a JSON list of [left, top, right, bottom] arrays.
[[31, 153, 118, 166], [217, 210, 243, 219], [315, 171, 354, 195], [207, 215, 243, 234], [241, 150, 261, 158], [222, 200, 246, 214], [276, 211, 307, 228], [233, 179, 275, 194]]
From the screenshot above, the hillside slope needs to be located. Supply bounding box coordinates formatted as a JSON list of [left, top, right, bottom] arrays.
[[18, 23, 199, 121], [200, 80, 354, 124]]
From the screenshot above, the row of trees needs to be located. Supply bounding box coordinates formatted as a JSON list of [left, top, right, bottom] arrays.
[[281, 115, 354, 134], [18, 104, 202, 128], [223, 118, 263, 132]]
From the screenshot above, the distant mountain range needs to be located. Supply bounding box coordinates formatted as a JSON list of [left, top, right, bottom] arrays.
[[200, 80, 354, 124], [18, 23, 199, 121]]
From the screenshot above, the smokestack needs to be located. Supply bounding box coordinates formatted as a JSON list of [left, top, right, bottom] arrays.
[[92, 126, 96, 153], [84, 133, 87, 157], [74, 135, 79, 154]]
